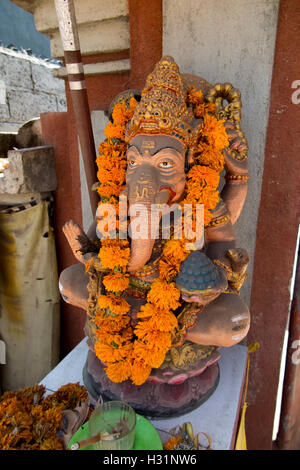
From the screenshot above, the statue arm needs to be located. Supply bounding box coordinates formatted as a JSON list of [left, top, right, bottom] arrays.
[[204, 200, 235, 272], [63, 219, 100, 264], [221, 121, 249, 225], [184, 204, 250, 348]]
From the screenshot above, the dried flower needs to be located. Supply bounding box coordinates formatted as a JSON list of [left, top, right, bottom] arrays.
[[0, 383, 87, 450], [164, 436, 184, 450]]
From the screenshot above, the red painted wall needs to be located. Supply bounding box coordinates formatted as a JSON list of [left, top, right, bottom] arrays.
[[246, 0, 300, 449]]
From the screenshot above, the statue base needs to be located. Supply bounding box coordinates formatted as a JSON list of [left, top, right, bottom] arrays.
[[83, 349, 220, 419]]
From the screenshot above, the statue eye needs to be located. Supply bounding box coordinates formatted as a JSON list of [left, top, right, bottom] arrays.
[[159, 161, 173, 168], [128, 160, 138, 167]]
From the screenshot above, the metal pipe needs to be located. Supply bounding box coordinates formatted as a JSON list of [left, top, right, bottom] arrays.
[[54, 0, 98, 215]]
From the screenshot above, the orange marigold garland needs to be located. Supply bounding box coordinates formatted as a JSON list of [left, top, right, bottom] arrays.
[[93, 87, 229, 386]]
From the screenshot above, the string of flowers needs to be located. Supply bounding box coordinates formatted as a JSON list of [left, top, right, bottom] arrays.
[[93, 88, 228, 386]]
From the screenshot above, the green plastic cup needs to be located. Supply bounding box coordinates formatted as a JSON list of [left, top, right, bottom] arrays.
[[88, 401, 136, 450]]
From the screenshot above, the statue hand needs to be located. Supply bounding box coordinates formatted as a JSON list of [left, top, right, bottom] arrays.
[[224, 121, 247, 151], [181, 289, 223, 306], [223, 121, 248, 175], [176, 251, 228, 307], [63, 220, 91, 263]]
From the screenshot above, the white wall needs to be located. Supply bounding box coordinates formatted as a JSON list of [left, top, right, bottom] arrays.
[[163, 0, 280, 304]]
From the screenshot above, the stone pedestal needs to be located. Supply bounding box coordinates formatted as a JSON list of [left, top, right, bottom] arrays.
[[83, 349, 220, 419], [40, 338, 248, 449]]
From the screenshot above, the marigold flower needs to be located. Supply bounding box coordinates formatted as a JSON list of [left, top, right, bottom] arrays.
[[104, 98, 137, 143], [105, 121, 125, 141], [98, 141, 127, 158], [101, 238, 129, 248], [147, 279, 181, 312], [136, 303, 158, 319], [164, 436, 183, 450], [112, 98, 137, 126], [133, 340, 167, 369], [97, 293, 130, 316], [195, 144, 225, 172], [202, 114, 229, 150], [97, 167, 126, 186], [99, 243, 130, 270], [95, 331, 122, 346], [105, 359, 132, 383], [93, 314, 130, 332], [0, 383, 86, 449], [159, 259, 181, 281], [130, 359, 152, 386], [204, 207, 213, 226], [40, 436, 64, 450], [97, 182, 124, 199], [103, 272, 130, 292], [201, 189, 220, 210], [186, 87, 203, 106], [150, 311, 178, 332], [112, 101, 130, 126], [142, 330, 172, 350], [194, 102, 216, 118], [186, 165, 220, 190], [162, 239, 188, 264], [97, 151, 126, 169], [94, 340, 133, 363]]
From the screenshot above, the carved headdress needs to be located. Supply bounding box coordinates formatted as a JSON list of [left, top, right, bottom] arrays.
[[125, 56, 200, 149]]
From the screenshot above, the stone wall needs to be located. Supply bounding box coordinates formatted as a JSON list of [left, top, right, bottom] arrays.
[[0, 47, 66, 133]]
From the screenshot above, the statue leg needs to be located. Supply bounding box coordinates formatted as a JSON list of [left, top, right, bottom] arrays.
[[59, 263, 89, 310], [185, 292, 250, 347]]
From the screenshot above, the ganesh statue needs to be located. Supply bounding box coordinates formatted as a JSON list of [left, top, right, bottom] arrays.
[[59, 57, 250, 418]]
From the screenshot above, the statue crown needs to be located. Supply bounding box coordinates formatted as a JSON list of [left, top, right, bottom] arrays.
[[125, 56, 199, 147]]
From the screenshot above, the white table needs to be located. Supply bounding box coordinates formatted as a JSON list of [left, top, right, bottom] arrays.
[[40, 337, 248, 450]]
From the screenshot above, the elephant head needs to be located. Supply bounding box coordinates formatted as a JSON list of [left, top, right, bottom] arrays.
[[117, 56, 248, 273], [125, 134, 188, 272]]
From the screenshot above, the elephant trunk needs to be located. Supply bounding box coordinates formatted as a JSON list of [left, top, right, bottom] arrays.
[[127, 200, 156, 272], [127, 177, 171, 273]]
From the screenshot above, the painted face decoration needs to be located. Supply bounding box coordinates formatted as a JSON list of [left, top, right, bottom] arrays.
[[126, 134, 186, 203]]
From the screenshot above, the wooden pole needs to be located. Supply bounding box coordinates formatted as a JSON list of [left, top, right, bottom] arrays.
[[54, 0, 98, 215]]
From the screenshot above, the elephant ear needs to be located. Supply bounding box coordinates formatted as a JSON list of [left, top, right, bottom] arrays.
[[107, 89, 141, 121], [181, 73, 212, 97]]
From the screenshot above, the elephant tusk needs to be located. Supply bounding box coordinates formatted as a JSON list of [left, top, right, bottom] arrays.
[[155, 188, 174, 206]]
